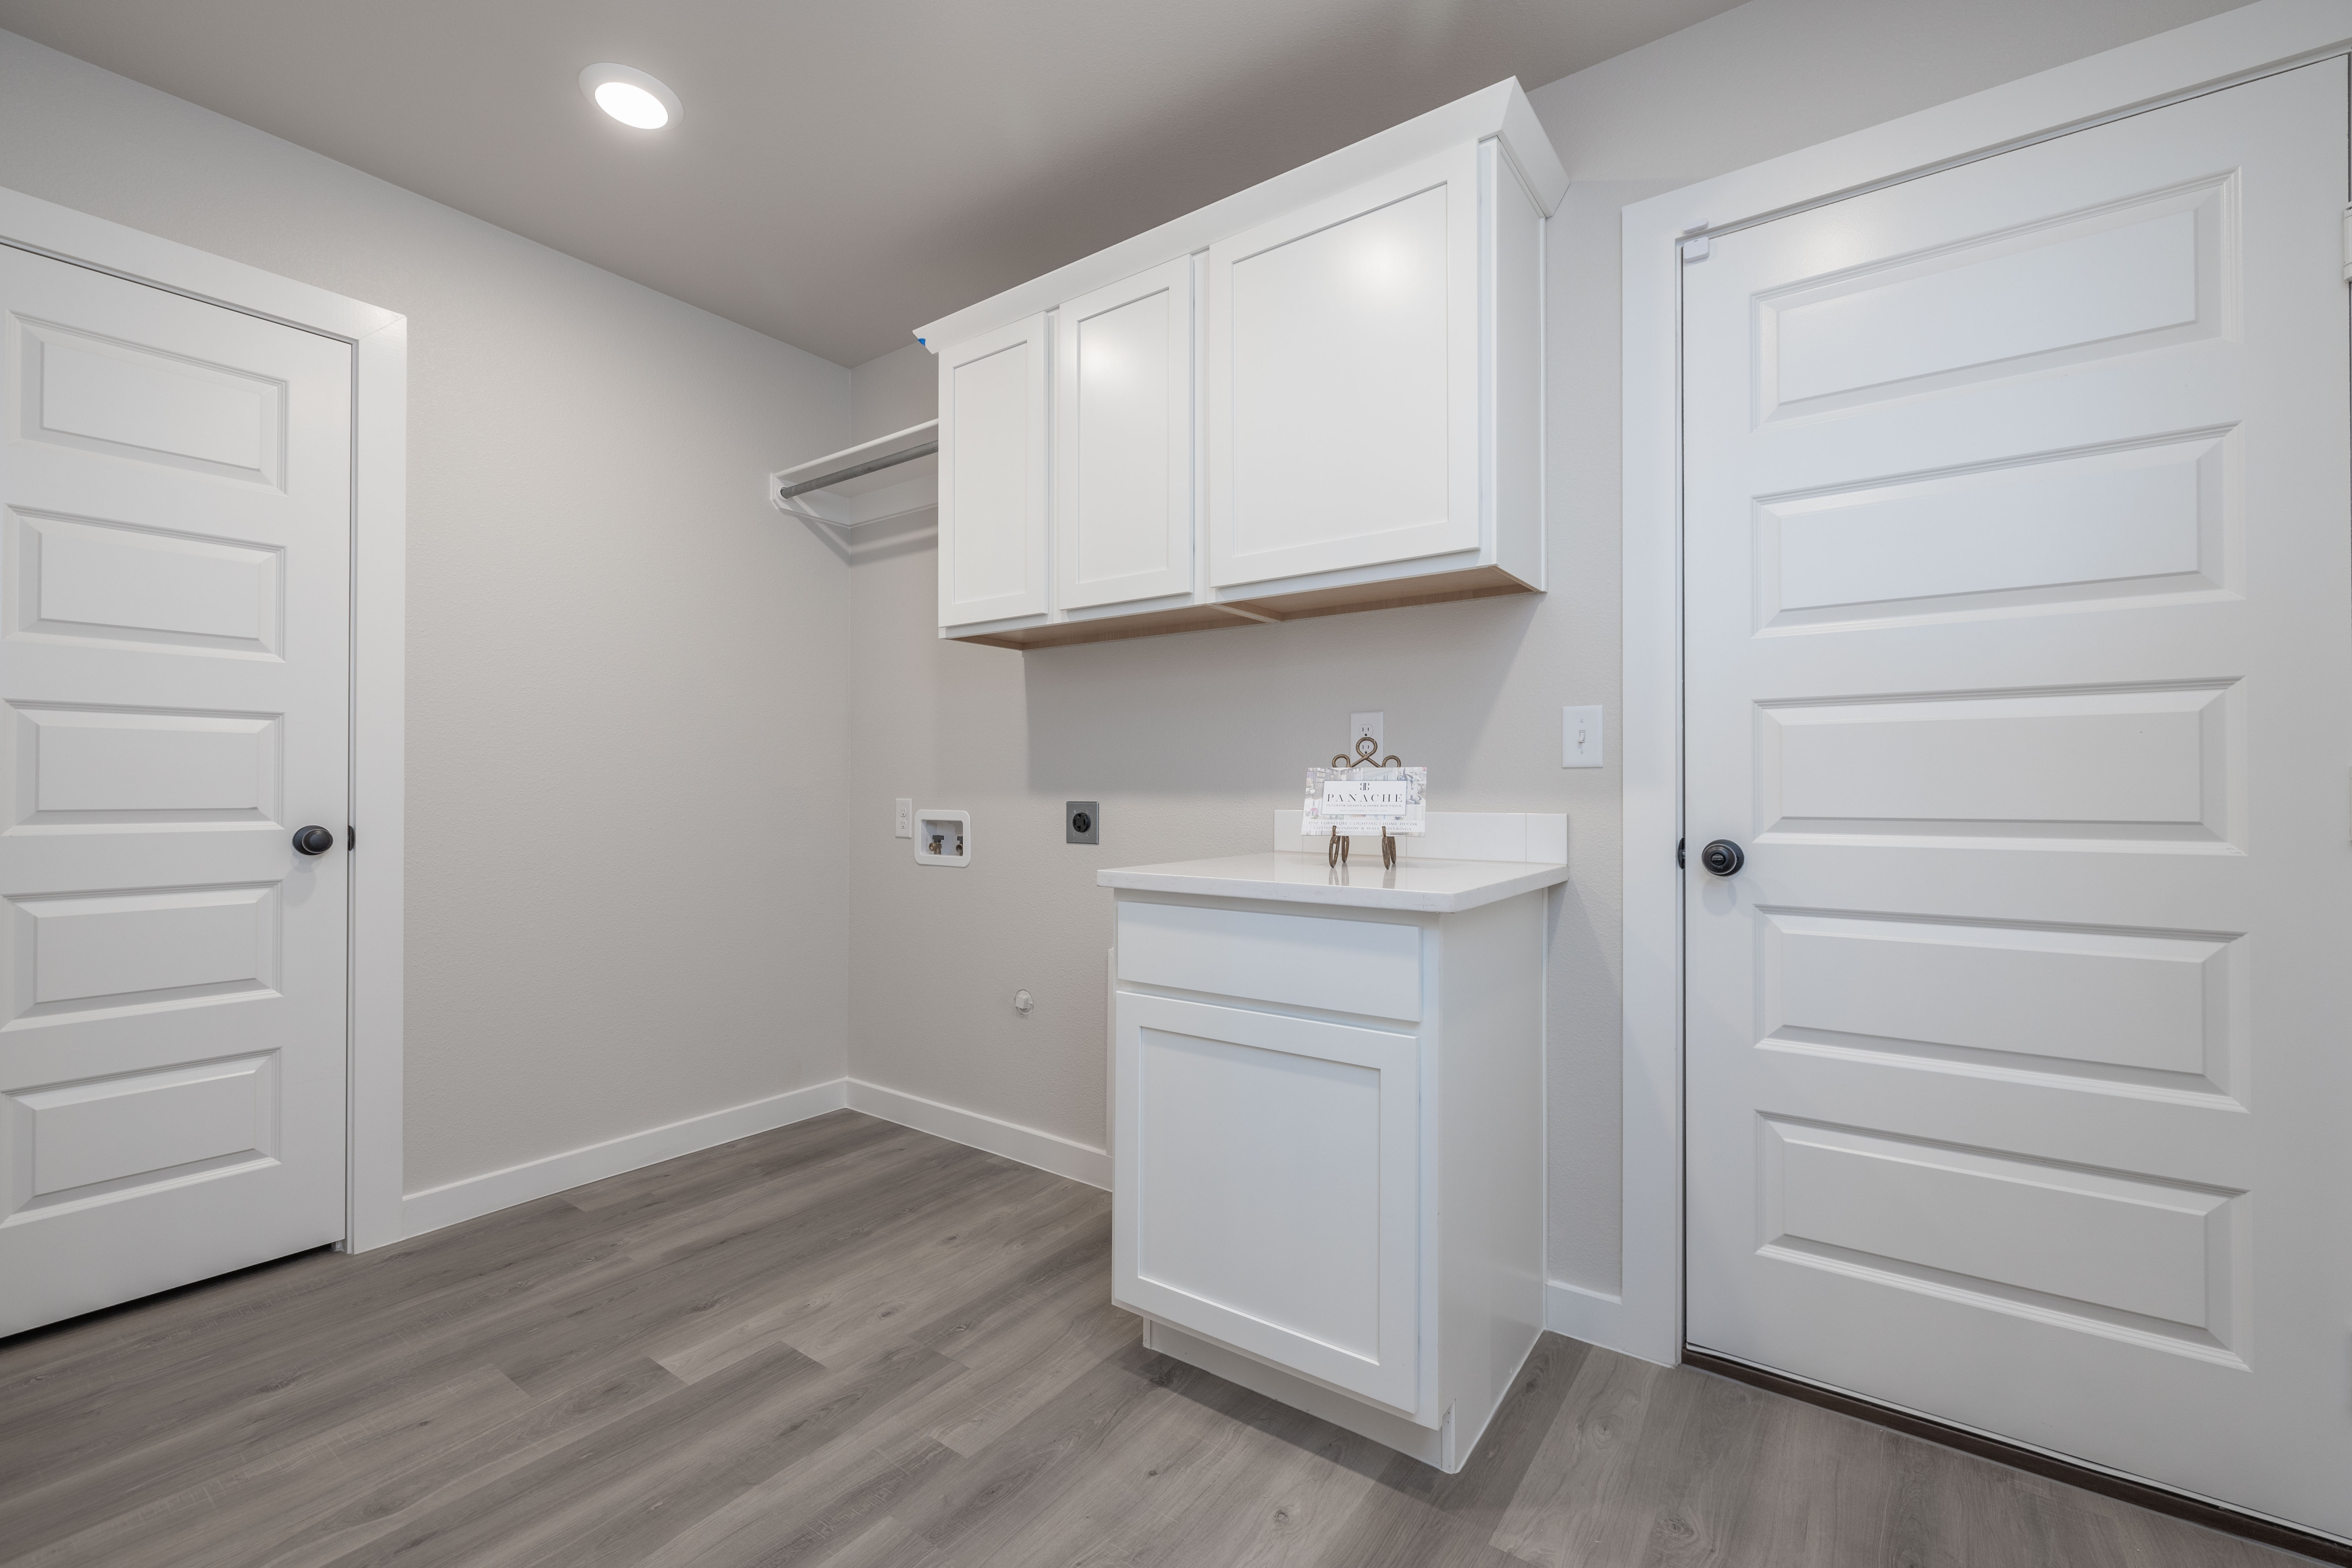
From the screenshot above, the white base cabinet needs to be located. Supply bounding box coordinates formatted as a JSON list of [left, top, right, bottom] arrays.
[[1100, 848, 1562, 1472], [923, 80, 1566, 652]]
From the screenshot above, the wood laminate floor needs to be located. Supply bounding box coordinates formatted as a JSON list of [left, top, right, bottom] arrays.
[[0, 1110, 2317, 1567]]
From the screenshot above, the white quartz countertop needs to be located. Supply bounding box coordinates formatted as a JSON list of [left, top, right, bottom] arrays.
[[1097, 851, 1570, 914]]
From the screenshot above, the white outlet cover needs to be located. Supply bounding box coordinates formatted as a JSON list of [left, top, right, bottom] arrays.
[[1349, 711, 1384, 761], [894, 798, 913, 838], [1563, 706, 1603, 768]]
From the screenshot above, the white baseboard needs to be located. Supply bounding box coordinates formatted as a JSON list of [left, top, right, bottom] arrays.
[[1545, 1276, 1676, 1365], [400, 1075, 1109, 1241], [848, 1078, 1110, 1189], [401, 1078, 850, 1239]]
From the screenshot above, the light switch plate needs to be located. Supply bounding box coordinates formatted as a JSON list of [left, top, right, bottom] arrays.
[[1350, 711, 1384, 761], [1563, 706, 1603, 768], [894, 798, 913, 838]]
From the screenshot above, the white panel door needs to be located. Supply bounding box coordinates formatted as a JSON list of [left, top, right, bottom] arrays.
[[1207, 146, 1479, 589], [1112, 991, 1421, 1414], [1054, 259, 1193, 610], [937, 313, 1049, 627], [0, 245, 351, 1335], [1683, 63, 2352, 1535]]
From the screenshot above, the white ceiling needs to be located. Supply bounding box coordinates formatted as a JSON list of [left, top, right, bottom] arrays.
[[0, 0, 1739, 366]]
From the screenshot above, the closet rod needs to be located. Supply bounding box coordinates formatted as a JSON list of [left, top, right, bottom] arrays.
[[776, 438, 938, 499]]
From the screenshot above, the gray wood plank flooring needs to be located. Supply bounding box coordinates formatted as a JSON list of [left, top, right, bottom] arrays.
[[0, 1110, 2317, 1567]]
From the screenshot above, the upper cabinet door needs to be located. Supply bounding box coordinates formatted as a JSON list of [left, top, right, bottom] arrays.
[[938, 314, 1050, 627], [1054, 259, 1196, 611], [1208, 145, 1481, 590]]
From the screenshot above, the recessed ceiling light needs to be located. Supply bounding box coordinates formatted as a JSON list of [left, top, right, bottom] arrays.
[[579, 64, 679, 131]]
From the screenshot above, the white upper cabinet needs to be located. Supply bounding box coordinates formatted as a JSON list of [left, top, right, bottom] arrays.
[[937, 313, 1049, 627], [1209, 146, 1477, 590], [1055, 258, 1196, 611], [920, 81, 1564, 650]]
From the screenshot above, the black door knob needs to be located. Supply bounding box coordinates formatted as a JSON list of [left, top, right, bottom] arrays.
[[292, 825, 335, 856], [1699, 839, 1744, 877]]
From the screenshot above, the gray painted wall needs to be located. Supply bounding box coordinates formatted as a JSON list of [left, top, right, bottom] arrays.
[[0, 0, 2256, 1260], [841, 0, 2253, 1298], [0, 28, 856, 1195]]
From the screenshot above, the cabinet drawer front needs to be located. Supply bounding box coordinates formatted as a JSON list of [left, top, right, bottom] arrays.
[[1112, 993, 1422, 1416], [1117, 901, 1420, 1021]]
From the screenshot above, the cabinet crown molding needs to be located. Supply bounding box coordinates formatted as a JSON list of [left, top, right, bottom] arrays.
[[912, 78, 1565, 354]]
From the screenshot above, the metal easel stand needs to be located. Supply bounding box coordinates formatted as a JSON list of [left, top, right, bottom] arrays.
[[1325, 734, 1403, 870]]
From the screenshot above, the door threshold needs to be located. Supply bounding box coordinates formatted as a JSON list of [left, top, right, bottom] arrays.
[[1684, 1346, 2352, 1566]]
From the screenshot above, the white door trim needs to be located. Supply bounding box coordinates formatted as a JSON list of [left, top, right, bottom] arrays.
[[1611, 0, 2352, 1369], [0, 183, 408, 1254]]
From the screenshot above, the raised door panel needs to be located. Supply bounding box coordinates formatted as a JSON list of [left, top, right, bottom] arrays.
[[5, 1053, 277, 1214], [1208, 145, 1480, 590], [1055, 259, 1194, 610], [937, 314, 1049, 627], [1112, 991, 1421, 1415], [17, 317, 286, 486]]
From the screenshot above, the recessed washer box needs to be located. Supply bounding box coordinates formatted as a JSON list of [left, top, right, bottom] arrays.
[[914, 809, 970, 866]]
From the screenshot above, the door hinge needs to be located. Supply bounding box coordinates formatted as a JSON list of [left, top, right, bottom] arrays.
[[1677, 837, 1685, 869], [346, 825, 357, 851], [2341, 204, 2351, 282]]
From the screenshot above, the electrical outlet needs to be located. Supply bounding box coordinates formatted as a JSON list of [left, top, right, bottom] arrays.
[[1563, 706, 1603, 768], [1066, 801, 1100, 845], [894, 798, 913, 837], [1349, 711, 1385, 762]]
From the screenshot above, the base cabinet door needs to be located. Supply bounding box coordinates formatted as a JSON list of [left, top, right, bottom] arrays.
[[1111, 991, 1422, 1414]]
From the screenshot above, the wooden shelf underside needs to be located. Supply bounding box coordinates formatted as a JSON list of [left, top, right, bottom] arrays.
[[951, 564, 1536, 651]]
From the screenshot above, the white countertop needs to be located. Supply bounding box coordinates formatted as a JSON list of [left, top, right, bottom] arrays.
[[1097, 851, 1570, 913]]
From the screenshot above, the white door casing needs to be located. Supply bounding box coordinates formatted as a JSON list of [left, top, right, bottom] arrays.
[[0, 245, 354, 1334], [1054, 258, 1194, 610], [1207, 145, 1481, 590], [1682, 60, 2352, 1538], [937, 312, 1050, 628], [1112, 989, 1421, 1414]]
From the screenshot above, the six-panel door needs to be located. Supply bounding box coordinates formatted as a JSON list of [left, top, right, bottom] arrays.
[[1207, 144, 1481, 590], [0, 245, 352, 1335], [1054, 258, 1196, 610], [936, 313, 1049, 627], [1112, 990, 1421, 1415]]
